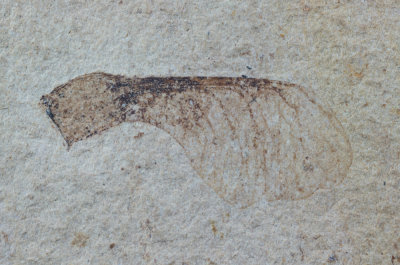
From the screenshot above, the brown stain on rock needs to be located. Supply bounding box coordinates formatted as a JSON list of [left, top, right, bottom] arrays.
[[71, 232, 89, 247], [210, 220, 217, 235], [40, 72, 353, 208], [1, 231, 9, 243]]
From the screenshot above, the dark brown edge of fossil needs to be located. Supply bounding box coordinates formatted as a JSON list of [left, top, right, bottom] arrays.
[[40, 92, 72, 148]]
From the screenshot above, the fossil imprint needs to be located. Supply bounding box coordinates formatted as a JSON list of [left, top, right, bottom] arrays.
[[41, 73, 352, 208]]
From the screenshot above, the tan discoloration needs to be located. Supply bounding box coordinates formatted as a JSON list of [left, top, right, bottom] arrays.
[[1, 231, 9, 243], [71, 232, 89, 247], [41, 72, 352, 208], [134, 132, 145, 139]]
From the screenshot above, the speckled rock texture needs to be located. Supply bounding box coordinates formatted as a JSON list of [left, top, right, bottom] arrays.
[[0, 1, 399, 264]]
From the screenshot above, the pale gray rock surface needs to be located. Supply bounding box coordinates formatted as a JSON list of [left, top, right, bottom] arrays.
[[0, 1, 399, 264]]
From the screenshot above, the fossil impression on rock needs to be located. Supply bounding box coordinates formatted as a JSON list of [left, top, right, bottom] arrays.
[[40, 72, 352, 208]]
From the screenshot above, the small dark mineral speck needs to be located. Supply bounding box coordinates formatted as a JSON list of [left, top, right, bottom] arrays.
[[328, 254, 337, 262]]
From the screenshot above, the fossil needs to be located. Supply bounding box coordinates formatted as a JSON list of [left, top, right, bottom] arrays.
[[40, 72, 352, 208]]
